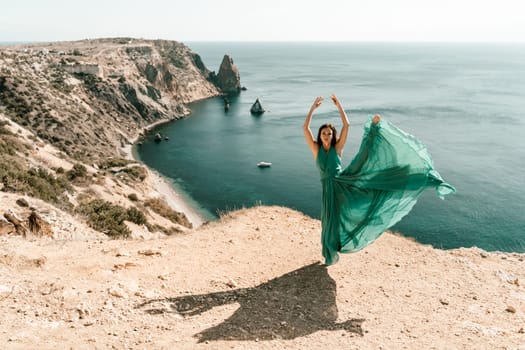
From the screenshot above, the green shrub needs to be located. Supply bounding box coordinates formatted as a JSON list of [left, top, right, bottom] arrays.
[[0, 132, 27, 156], [67, 163, 88, 180], [0, 160, 73, 211], [128, 193, 139, 201], [126, 206, 147, 225], [98, 157, 134, 169], [76, 200, 149, 238], [0, 121, 12, 135], [27, 167, 72, 202], [77, 199, 131, 237], [65, 163, 92, 186], [121, 166, 147, 181], [144, 197, 192, 228]]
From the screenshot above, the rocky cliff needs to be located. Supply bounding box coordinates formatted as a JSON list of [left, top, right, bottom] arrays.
[[0, 38, 234, 240], [0, 38, 223, 162]]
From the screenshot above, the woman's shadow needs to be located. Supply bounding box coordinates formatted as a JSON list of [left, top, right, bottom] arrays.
[[136, 262, 364, 342]]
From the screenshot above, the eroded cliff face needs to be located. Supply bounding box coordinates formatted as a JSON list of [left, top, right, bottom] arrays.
[[0, 38, 222, 162]]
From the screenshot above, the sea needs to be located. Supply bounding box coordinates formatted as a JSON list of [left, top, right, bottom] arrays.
[[134, 42, 525, 252]]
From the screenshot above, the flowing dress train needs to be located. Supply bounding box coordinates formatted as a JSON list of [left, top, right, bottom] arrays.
[[316, 118, 455, 265]]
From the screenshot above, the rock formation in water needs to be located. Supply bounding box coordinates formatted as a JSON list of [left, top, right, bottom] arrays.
[[215, 55, 241, 94], [250, 98, 265, 115]]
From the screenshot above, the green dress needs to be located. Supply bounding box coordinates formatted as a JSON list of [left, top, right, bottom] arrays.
[[316, 118, 455, 265]]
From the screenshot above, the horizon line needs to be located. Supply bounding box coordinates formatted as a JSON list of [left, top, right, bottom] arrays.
[[2, 38, 525, 46]]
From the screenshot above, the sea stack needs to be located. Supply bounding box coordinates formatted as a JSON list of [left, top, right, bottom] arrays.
[[250, 98, 265, 115], [216, 55, 241, 94]]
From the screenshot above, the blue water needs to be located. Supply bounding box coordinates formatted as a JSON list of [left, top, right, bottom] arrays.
[[136, 42, 525, 252]]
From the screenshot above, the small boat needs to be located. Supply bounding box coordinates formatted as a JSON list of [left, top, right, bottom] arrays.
[[154, 133, 162, 142], [257, 161, 272, 168], [250, 98, 265, 115]]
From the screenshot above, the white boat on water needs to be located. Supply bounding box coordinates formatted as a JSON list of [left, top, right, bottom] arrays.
[[257, 161, 272, 168]]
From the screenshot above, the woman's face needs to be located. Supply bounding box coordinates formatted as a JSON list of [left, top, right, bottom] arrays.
[[320, 127, 334, 145]]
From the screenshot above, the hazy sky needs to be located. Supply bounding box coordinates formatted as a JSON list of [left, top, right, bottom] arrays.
[[2, 0, 524, 42]]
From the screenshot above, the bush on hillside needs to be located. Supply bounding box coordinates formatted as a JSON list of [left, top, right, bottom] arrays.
[[0, 158, 73, 211], [76, 199, 149, 238], [0, 130, 73, 210], [67, 163, 88, 180], [0, 128, 27, 155], [120, 166, 147, 182], [144, 197, 192, 228], [0, 120, 12, 135], [98, 157, 134, 169], [65, 163, 94, 186], [126, 206, 147, 225]]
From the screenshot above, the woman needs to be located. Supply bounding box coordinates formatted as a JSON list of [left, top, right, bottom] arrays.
[[304, 95, 455, 265]]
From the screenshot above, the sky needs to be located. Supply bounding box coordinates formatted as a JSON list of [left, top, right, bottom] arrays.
[[1, 0, 524, 42]]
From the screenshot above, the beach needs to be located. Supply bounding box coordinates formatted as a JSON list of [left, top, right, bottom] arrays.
[[121, 118, 207, 228]]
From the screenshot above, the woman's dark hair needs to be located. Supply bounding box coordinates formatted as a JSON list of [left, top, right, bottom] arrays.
[[317, 123, 337, 148]]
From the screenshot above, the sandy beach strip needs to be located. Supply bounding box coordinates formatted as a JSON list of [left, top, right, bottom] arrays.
[[121, 117, 209, 228]]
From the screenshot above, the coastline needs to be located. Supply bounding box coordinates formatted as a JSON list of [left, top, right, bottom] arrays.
[[121, 117, 210, 228]]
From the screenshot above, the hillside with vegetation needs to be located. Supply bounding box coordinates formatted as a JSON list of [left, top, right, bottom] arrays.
[[0, 38, 224, 239]]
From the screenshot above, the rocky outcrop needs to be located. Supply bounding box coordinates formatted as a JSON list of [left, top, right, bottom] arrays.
[[250, 98, 265, 115], [3, 211, 28, 236], [215, 55, 241, 94], [0, 217, 15, 235], [28, 210, 53, 237], [0, 38, 224, 161]]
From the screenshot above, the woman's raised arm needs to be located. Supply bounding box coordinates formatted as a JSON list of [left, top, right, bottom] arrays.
[[331, 94, 349, 156], [303, 96, 323, 158]]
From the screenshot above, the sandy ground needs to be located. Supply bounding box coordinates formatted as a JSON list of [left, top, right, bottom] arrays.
[[1, 205, 524, 350]]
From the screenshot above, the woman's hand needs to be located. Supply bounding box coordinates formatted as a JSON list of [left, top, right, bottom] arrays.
[[311, 96, 323, 110], [330, 94, 342, 108]]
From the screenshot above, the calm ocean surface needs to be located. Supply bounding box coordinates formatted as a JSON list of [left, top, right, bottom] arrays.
[[136, 42, 525, 252]]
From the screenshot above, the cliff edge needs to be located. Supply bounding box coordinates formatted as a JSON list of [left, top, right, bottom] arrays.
[[1, 205, 524, 348]]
